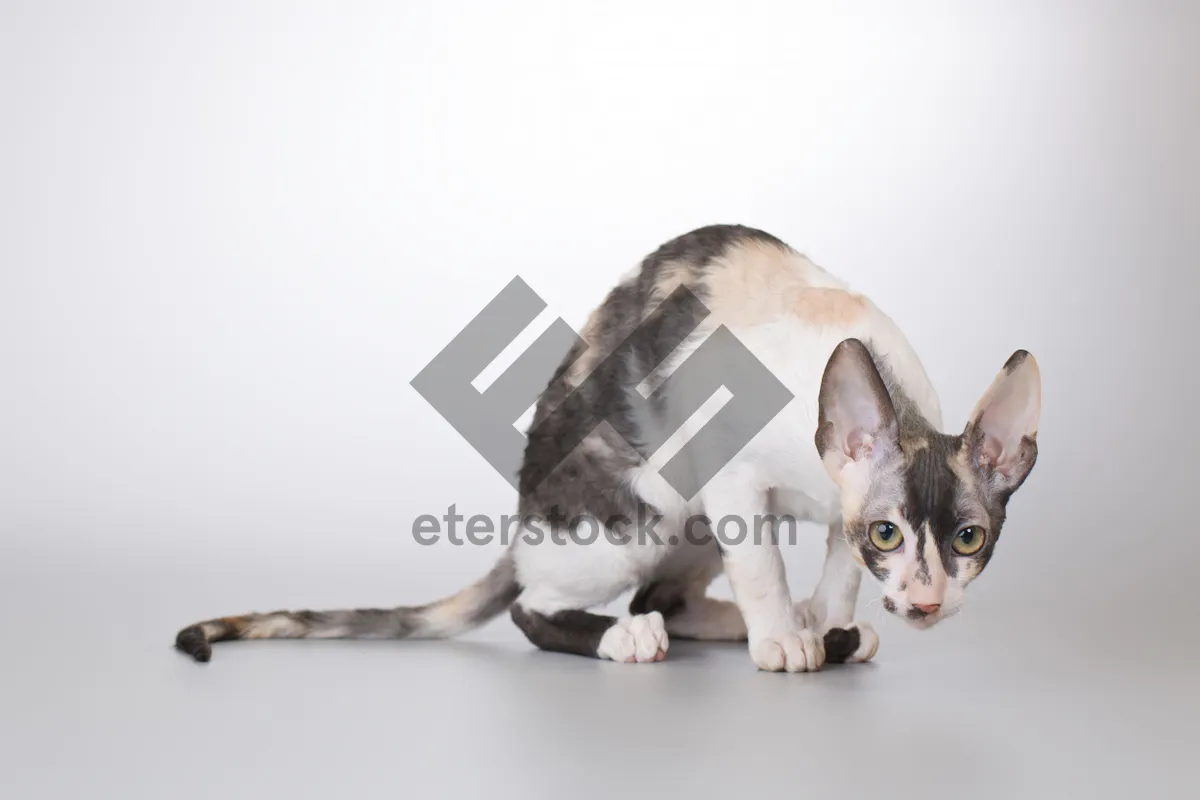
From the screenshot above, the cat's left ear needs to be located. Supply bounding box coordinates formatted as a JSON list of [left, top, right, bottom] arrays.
[[964, 350, 1041, 491]]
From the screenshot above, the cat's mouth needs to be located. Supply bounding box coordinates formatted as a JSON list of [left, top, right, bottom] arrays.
[[881, 596, 943, 629], [903, 607, 941, 629]]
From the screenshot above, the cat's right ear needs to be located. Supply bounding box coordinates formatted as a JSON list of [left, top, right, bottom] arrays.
[[815, 338, 899, 484], [964, 350, 1041, 492]]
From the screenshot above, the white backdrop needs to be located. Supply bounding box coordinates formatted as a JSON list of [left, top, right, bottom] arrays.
[[5, 0, 1196, 613], [2, 2, 1197, 798]]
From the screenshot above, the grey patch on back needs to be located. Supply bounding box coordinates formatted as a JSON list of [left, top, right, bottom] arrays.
[[519, 224, 795, 523], [634, 224, 790, 297]]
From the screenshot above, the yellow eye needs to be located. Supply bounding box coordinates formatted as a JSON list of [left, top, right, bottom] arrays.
[[868, 521, 903, 552], [952, 526, 987, 555]]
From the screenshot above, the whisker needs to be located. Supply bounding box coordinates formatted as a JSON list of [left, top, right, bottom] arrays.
[[863, 594, 886, 623]]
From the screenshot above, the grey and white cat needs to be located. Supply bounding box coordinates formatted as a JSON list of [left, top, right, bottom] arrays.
[[176, 225, 1041, 671]]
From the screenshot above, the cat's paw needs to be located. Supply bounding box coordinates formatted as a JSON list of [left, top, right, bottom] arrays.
[[823, 621, 879, 664], [597, 612, 669, 663], [749, 628, 825, 672]]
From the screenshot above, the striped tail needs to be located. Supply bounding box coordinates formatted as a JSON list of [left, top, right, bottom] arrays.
[[174, 556, 520, 662]]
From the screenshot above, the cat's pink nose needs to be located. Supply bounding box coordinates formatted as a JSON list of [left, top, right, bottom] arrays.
[[913, 603, 941, 615]]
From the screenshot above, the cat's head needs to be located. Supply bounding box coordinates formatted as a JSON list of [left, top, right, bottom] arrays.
[[815, 339, 1040, 629]]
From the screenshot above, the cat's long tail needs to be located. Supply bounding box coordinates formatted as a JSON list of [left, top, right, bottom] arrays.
[[174, 555, 520, 662]]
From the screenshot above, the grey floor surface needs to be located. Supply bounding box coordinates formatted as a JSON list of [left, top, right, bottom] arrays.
[[3, 542, 1197, 800]]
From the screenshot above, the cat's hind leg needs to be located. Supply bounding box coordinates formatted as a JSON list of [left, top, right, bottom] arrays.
[[509, 520, 669, 663], [628, 537, 749, 641], [634, 588, 748, 641], [510, 605, 669, 663]]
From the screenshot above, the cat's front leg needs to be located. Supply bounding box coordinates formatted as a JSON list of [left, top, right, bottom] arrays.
[[704, 480, 824, 672], [795, 519, 878, 664]]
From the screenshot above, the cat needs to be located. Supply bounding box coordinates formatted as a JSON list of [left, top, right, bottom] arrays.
[[176, 224, 1040, 671]]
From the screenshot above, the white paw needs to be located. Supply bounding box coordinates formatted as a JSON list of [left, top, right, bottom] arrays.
[[597, 612, 669, 663], [749, 628, 824, 672]]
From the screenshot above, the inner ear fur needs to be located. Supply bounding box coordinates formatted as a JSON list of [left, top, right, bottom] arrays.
[[964, 350, 1041, 490]]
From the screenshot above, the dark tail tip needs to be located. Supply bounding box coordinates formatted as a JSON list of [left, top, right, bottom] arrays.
[[176, 625, 212, 663]]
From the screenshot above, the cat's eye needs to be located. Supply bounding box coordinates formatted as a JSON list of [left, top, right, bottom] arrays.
[[868, 521, 903, 552], [952, 526, 987, 555]]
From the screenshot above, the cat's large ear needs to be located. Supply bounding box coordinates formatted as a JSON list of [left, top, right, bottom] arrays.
[[815, 339, 899, 484], [964, 350, 1041, 492]]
